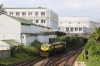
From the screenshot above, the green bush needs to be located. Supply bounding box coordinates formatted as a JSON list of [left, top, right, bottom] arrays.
[[83, 27, 100, 66], [22, 46, 39, 55], [31, 40, 42, 49], [0, 40, 42, 66], [49, 37, 62, 43], [50, 36, 84, 48], [55, 31, 66, 37]]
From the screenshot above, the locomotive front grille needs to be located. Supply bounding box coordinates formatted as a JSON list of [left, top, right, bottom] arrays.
[[40, 52, 49, 57]]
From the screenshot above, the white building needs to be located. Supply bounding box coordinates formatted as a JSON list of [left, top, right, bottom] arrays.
[[4, 7, 59, 30], [59, 16, 100, 37], [0, 14, 56, 45]]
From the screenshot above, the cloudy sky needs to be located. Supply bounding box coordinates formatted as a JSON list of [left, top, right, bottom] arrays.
[[0, 0, 100, 21]]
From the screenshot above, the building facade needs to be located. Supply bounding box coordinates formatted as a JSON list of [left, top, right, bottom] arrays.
[[4, 7, 58, 30], [59, 16, 100, 37], [0, 14, 56, 45]]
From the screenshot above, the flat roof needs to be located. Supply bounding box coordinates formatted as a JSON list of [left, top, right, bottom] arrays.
[[4, 7, 47, 9]]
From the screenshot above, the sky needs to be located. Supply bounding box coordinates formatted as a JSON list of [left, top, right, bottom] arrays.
[[0, 0, 100, 21]]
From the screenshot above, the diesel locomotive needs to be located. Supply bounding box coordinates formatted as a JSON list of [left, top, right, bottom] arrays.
[[40, 41, 66, 57]]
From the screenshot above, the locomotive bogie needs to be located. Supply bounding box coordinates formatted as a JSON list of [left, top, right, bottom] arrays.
[[40, 52, 49, 57]]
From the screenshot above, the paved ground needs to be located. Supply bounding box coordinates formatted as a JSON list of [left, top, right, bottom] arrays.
[[74, 62, 86, 66]]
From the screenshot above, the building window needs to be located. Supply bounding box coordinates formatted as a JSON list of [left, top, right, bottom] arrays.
[[35, 12, 38, 16], [4, 12, 7, 14], [29, 19, 33, 23], [75, 28, 78, 31], [29, 19, 30, 22], [41, 12, 45, 16], [16, 12, 20, 16], [44, 20, 45, 23], [31, 20, 33, 22], [70, 28, 73, 31], [78, 22, 80, 24], [22, 12, 26, 16], [66, 28, 69, 31], [28, 12, 32, 15], [41, 20, 43, 23], [41, 20, 45, 23], [79, 28, 82, 31], [69, 22, 71, 24], [10, 12, 13, 15], [36, 20, 38, 23], [59, 28, 60, 30]]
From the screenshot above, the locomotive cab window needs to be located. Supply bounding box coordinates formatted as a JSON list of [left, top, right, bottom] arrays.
[[46, 46, 49, 48]]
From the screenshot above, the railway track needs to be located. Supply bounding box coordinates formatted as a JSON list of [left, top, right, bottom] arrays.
[[13, 57, 44, 66], [40, 48, 82, 66], [13, 47, 82, 66]]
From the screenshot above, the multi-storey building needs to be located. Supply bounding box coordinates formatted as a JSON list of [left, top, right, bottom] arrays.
[[4, 7, 58, 30], [59, 16, 100, 38]]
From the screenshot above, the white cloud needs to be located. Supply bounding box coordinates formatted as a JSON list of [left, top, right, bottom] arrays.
[[0, 0, 100, 21], [64, 0, 100, 10]]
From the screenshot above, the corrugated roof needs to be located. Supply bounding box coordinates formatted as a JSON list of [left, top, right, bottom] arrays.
[[2, 39, 23, 47], [6, 15, 51, 28], [7, 15, 35, 25]]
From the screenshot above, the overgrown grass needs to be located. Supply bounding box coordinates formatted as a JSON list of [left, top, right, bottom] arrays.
[[76, 52, 85, 62], [0, 37, 85, 66], [77, 38, 100, 66], [0, 40, 42, 66], [0, 51, 35, 66]]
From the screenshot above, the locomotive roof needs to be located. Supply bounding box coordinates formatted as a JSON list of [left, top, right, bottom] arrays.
[[51, 41, 64, 45]]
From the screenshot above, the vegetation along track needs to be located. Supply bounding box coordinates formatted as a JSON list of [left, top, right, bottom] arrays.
[[13, 57, 44, 66], [40, 48, 82, 66], [13, 48, 82, 66]]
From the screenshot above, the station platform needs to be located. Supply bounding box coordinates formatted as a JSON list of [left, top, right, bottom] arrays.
[[74, 62, 86, 66]]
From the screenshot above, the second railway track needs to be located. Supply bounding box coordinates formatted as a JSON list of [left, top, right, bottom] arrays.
[[39, 47, 82, 66], [13, 47, 83, 66]]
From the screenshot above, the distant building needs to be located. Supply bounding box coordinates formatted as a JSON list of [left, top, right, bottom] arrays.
[[59, 16, 100, 37], [4, 7, 58, 30]]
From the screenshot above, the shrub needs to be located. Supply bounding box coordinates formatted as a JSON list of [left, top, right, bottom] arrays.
[[55, 31, 66, 37], [49, 37, 62, 43]]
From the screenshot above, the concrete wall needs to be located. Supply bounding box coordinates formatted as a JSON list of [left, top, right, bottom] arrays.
[[59, 16, 100, 37], [21, 25, 31, 33], [26, 36, 36, 45], [30, 25, 37, 33], [49, 35, 56, 38], [0, 50, 11, 59], [5, 8, 59, 31], [5, 8, 48, 17], [36, 26, 44, 33], [0, 15, 21, 42], [21, 34, 26, 45], [0, 41, 11, 59], [36, 35, 49, 43]]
